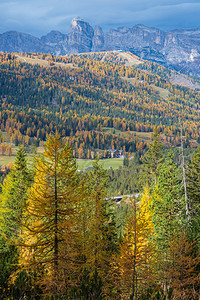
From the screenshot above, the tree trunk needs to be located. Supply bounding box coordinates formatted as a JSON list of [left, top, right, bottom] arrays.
[[54, 157, 58, 295], [181, 128, 190, 223], [131, 199, 137, 300]]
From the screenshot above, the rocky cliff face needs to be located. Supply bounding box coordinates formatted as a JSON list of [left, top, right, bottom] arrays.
[[40, 30, 66, 55], [0, 18, 200, 77], [68, 17, 94, 53], [103, 25, 200, 76], [0, 31, 51, 53], [92, 26, 104, 52], [41, 30, 66, 47]]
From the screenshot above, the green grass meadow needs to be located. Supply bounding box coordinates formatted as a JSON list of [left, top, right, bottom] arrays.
[[0, 155, 16, 166], [0, 154, 123, 171], [76, 158, 123, 170]]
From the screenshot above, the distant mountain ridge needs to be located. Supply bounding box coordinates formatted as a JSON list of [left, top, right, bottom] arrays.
[[0, 17, 200, 77]]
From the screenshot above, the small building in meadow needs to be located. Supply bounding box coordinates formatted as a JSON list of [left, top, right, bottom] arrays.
[[107, 149, 124, 158]]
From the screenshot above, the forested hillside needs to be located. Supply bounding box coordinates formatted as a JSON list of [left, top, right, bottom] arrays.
[[0, 51, 200, 160], [0, 50, 200, 298]]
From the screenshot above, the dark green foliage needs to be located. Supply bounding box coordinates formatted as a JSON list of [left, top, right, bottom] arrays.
[[152, 152, 184, 250], [79, 158, 119, 298], [0, 145, 32, 243], [112, 201, 131, 238], [107, 152, 142, 195], [187, 146, 200, 245], [142, 127, 164, 186], [0, 245, 38, 299], [0, 172, 7, 192], [187, 146, 200, 214], [0, 145, 32, 298], [0, 245, 16, 298], [73, 269, 103, 300], [123, 155, 129, 167]]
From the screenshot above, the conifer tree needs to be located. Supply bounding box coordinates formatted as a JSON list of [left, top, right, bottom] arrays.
[[0, 145, 32, 298], [142, 126, 164, 186], [152, 152, 183, 249], [19, 134, 81, 296], [0, 145, 32, 244], [152, 152, 184, 297], [78, 158, 118, 299], [118, 191, 155, 300], [186, 146, 200, 244], [166, 232, 200, 299]]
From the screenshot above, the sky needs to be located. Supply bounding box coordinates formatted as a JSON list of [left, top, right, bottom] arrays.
[[0, 0, 200, 37]]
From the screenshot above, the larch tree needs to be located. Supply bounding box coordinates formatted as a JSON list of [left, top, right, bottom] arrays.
[[19, 134, 81, 296], [118, 190, 156, 300], [78, 158, 118, 299], [166, 232, 200, 299]]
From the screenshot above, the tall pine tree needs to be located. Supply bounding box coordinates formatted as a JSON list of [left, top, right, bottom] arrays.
[[152, 152, 184, 297], [187, 146, 200, 245], [142, 126, 164, 187], [0, 145, 32, 298]]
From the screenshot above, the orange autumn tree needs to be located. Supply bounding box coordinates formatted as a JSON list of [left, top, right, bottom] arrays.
[[18, 134, 82, 296], [165, 232, 200, 300]]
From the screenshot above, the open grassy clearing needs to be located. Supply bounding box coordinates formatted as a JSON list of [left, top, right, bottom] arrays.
[[0, 153, 36, 166], [76, 158, 123, 170], [102, 127, 152, 142], [150, 84, 171, 99], [1, 151, 123, 171], [74, 51, 143, 66], [16, 55, 49, 67], [102, 127, 172, 145], [16, 55, 75, 69], [0, 155, 16, 165], [121, 77, 138, 85], [131, 131, 152, 141], [118, 52, 143, 66], [102, 127, 122, 136], [0, 145, 45, 166]]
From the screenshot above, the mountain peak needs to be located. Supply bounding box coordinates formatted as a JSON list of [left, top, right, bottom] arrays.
[[69, 17, 94, 53], [70, 17, 94, 35], [72, 16, 83, 22], [0, 18, 200, 77]]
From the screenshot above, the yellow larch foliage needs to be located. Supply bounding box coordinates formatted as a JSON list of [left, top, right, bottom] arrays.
[[118, 190, 156, 299]]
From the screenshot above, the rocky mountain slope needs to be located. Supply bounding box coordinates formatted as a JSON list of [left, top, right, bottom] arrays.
[[0, 17, 200, 77]]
